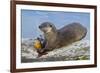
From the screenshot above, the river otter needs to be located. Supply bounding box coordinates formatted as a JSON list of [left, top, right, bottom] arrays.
[[38, 22, 87, 55]]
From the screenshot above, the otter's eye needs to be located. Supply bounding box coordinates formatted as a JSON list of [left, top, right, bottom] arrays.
[[49, 25, 52, 27]]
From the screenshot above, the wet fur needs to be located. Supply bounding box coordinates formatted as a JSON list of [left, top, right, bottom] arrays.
[[39, 22, 87, 54]]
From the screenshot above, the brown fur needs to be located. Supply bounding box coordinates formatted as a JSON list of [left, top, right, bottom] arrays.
[[38, 22, 87, 54]]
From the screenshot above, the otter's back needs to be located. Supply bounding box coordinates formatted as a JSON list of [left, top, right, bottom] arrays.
[[58, 22, 87, 46]]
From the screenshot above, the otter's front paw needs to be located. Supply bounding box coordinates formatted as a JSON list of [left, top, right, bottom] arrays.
[[37, 52, 48, 57]]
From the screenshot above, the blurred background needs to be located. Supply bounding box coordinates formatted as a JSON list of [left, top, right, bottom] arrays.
[[21, 10, 90, 40]]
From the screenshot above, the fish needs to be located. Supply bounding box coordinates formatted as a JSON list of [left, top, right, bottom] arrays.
[[33, 39, 42, 49]]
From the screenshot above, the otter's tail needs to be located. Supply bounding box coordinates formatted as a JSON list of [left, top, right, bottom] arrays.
[[80, 27, 87, 40]]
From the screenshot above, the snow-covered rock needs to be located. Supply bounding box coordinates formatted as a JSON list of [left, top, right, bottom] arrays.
[[21, 38, 90, 63]]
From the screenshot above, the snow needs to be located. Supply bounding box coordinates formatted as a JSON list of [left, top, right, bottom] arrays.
[[21, 39, 90, 63]]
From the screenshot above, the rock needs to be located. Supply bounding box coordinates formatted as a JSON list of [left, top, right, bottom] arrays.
[[21, 38, 90, 63]]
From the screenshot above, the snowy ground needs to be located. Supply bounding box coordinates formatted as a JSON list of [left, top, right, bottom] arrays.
[[21, 38, 90, 63]]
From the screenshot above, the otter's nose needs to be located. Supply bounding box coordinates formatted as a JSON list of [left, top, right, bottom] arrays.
[[39, 26, 41, 29]]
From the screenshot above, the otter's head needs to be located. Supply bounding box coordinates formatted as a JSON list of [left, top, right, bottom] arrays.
[[39, 22, 56, 33]]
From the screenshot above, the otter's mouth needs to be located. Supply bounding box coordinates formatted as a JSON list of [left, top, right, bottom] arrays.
[[39, 28, 47, 33], [39, 27, 52, 33]]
